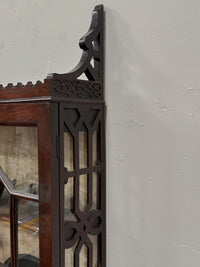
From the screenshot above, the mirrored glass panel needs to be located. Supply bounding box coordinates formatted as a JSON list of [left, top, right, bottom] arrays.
[[0, 126, 38, 195]]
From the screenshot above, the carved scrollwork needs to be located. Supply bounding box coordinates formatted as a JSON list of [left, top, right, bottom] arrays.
[[64, 209, 102, 249], [48, 4, 104, 94], [51, 79, 102, 100]]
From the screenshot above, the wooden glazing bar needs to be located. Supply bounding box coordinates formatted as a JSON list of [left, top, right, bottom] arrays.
[[59, 105, 65, 267], [85, 129, 93, 213], [101, 109, 106, 267], [74, 132, 80, 216], [64, 165, 103, 181], [10, 196, 18, 267]]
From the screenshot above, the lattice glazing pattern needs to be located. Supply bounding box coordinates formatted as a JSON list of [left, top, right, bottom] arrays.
[[0, 126, 39, 265]]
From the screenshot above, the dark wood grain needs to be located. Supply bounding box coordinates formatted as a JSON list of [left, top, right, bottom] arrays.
[[10, 197, 18, 267], [0, 80, 50, 102], [0, 103, 55, 267], [0, 5, 105, 267]]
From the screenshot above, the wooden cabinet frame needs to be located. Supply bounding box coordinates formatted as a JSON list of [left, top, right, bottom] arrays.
[[0, 5, 105, 267]]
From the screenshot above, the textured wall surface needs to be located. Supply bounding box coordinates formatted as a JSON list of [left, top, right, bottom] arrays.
[[0, 0, 200, 266]]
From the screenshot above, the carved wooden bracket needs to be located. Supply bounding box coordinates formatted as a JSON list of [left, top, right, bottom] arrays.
[[49, 5, 104, 82], [0, 5, 104, 103]]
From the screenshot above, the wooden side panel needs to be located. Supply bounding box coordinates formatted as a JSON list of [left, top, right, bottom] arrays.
[[59, 102, 106, 267]]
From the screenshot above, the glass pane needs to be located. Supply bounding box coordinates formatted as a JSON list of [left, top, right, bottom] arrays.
[[88, 235, 98, 267], [0, 126, 38, 195], [0, 188, 10, 265], [65, 241, 78, 267], [64, 177, 76, 222], [79, 244, 87, 267], [64, 132, 74, 171], [79, 175, 87, 212], [92, 125, 100, 167], [92, 130, 98, 166], [91, 172, 98, 210], [79, 131, 87, 169], [18, 199, 39, 265]]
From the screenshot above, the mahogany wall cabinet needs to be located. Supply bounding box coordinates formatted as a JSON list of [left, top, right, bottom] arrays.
[[0, 5, 106, 267]]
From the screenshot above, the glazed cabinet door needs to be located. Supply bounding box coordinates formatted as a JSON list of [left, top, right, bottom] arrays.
[[0, 102, 59, 267]]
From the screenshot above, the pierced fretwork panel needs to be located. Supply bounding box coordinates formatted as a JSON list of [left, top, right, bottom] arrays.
[[61, 104, 105, 267]]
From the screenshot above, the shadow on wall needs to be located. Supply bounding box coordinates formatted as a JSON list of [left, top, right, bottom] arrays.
[[106, 7, 200, 267]]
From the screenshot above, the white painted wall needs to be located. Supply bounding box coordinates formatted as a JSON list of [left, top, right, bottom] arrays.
[[1, 0, 200, 266]]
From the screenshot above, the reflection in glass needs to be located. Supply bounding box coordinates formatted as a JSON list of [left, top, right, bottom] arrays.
[[0, 188, 10, 264], [64, 132, 74, 171], [79, 131, 87, 169], [18, 199, 39, 262], [92, 126, 100, 167], [79, 175, 88, 212], [0, 126, 39, 265], [0, 126, 38, 195], [64, 177, 76, 222], [79, 244, 87, 267], [92, 130, 98, 166], [65, 241, 78, 267], [91, 172, 98, 210], [88, 234, 98, 267]]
